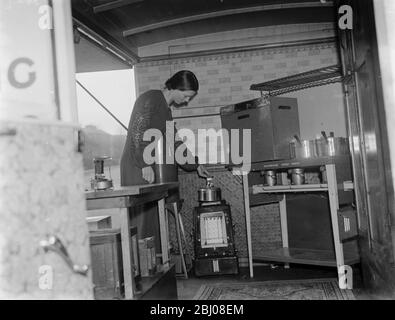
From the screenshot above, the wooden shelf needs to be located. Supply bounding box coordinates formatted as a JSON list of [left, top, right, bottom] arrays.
[[252, 184, 328, 194], [133, 263, 177, 300], [229, 155, 353, 173], [253, 248, 360, 267], [251, 155, 351, 172]]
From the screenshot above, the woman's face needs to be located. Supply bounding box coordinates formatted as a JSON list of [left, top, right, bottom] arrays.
[[172, 89, 197, 107]]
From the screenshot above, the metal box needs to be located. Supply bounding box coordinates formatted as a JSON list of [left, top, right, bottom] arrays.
[[220, 96, 300, 163], [86, 215, 112, 231], [89, 227, 139, 300]]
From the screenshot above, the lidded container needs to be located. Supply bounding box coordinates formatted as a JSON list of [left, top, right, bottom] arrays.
[[261, 170, 277, 186], [289, 168, 305, 185]]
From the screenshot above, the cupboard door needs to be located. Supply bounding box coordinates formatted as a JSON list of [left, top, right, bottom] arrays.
[[337, 0, 395, 295]]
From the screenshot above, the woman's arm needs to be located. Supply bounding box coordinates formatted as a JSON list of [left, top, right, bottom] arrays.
[[173, 126, 210, 177]]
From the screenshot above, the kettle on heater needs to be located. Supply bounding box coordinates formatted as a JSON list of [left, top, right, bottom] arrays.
[[197, 177, 222, 202]]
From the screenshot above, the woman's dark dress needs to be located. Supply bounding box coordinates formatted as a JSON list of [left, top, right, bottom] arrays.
[[120, 90, 198, 244]]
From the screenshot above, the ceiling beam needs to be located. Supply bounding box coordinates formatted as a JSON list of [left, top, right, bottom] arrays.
[[73, 18, 139, 64], [93, 0, 144, 14], [123, 1, 333, 37]]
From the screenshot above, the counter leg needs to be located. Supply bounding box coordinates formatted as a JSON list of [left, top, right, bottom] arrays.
[[279, 195, 290, 269], [326, 164, 348, 288], [242, 173, 254, 278], [173, 202, 188, 279], [120, 207, 136, 299], [158, 198, 170, 268]]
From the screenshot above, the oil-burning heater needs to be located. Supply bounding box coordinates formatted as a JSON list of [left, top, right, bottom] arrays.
[[193, 178, 238, 276]]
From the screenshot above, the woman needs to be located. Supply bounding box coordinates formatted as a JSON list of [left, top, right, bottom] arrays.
[[120, 70, 210, 186], [120, 70, 210, 244]]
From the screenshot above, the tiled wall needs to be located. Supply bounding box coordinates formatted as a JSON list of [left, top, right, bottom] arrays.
[[136, 42, 338, 108], [134, 38, 341, 264]]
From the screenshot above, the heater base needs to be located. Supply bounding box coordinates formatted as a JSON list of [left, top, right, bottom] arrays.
[[194, 256, 239, 277]]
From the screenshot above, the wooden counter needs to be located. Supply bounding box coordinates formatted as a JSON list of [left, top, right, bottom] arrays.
[[85, 182, 179, 299]]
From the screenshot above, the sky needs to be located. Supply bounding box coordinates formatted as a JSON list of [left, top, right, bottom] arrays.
[[76, 69, 136, 136]]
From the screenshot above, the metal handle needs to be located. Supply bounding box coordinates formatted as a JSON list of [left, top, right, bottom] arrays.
[[321, 131, 329, 143], [293, 134, 302, 145], [237, 114, 250, 120], [40, 235, 89, 276]]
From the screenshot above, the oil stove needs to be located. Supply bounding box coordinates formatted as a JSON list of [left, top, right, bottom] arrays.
[[193, 178, 238, 276]]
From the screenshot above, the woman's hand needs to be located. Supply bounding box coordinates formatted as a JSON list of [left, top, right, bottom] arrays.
[[142, 166, 155, 183], [197, 165, 210, 178]]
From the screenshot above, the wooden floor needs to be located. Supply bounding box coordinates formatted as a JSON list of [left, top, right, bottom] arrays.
[[176, 264, 374, 300]]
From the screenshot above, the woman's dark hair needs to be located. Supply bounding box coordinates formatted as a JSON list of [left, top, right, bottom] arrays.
[[165, 70, 199, 92]]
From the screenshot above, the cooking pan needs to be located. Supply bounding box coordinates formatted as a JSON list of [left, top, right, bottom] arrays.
[[315, 131, 349, 157], [290, 135, 317, 159]]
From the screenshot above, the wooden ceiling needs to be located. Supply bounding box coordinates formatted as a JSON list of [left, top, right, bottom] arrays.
[[72, 0, 335, 64]]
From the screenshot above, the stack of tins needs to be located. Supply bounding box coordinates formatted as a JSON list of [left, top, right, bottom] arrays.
[[138, 237, 157, 277]]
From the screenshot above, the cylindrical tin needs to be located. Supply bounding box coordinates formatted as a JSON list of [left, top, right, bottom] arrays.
[[290, 168, 305, 185], [263, 170, 277, 186], [154, 164, 178, 183], [153, 136, 178, 183]]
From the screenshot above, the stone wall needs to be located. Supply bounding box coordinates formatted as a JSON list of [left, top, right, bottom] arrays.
[[0, 121, 93, 299]]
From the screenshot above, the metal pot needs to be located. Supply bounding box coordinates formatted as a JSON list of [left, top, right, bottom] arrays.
[[327, 137, 349, 156], [315, 131, 330, 157], [290, 135, 317, 159], [198, 177, 221, 202], [315, 132, 349, 157]]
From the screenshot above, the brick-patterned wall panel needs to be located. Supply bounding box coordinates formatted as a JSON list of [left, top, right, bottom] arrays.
[[135, 42, 338, 109], [251, 203, 283, 256]]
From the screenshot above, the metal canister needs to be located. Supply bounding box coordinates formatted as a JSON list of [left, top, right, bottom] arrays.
[[262, 170, 277, 186], [290, 168, 305, 185]]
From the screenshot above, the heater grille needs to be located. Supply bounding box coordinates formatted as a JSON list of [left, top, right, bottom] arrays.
[[193, 202, 239, 276], [200, 212, 228, 248]]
